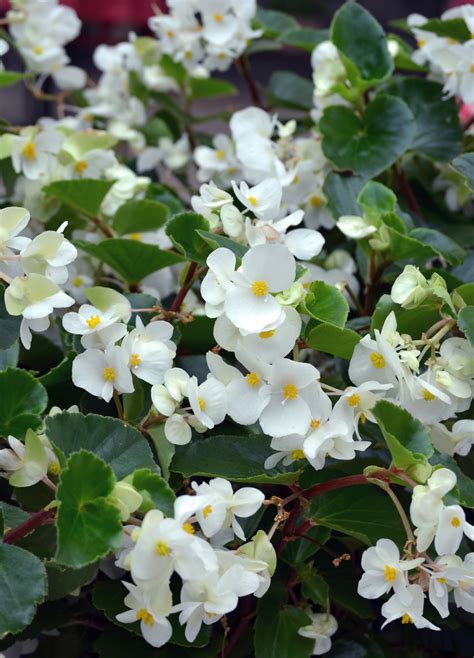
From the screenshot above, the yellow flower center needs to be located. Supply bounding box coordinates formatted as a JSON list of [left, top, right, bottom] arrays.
[[21, 142, 36, 161], [74, 160, 88, 175], [33, 45, 43, 55], [203, 504, 213, 519], [215, 149, 225, 160], [360, 413, 367, 424], [103, 367, 116, 382], [48, 461, 60, 476], [259, 329, 275, 339], [248, 195, 258, 207], [136, 608, 154, 626], [213, 12, 223, 22], [370, 352, 385, 369], [128, 232, 143, 241], [384, 565, 397, 582], [72, 276, 83, 287], [310, 419, 321, 429], [154, 540, 170, 556], [129, 353, 141, 367], [422, 388, 436, 401], [184, 51, 192, 60], [437, 577, 446, 584], [451, 516, 461, 528], [246, 371, 260, 387], [182, 522, 195, 534], [292, 175, 299, 185], [283, 383, 298, 400], [417, 39, 426, 47], [166, 30, 174, 38], [290, 449, 305, 460], [251, 280, 269, 297], [309, 194, 323, 208], [198, 396, 206, 411], [347, 393, 360, 407], [401, 613, 414, 625], [470, 64, 474, 73], [86, 315, 101, 329]]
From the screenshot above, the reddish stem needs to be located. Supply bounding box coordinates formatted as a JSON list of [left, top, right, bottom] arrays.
[[169, 261, 198, 313], [237, 55, 265, 108], [3, 509, 55, 545], [303, 473, 370, 500], [395, 166, 426, 224]]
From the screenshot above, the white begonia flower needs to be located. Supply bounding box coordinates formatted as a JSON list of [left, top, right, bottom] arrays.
[[192, 181, 233, 211], [430, 420, 474, 457], [11, 129, 63, 180], [391, 265, 430, 309], [221, 204, 245, 240], [65, 148, 117, 180], [137, 135, 190, 172], [264, 433, 320, 471], [298, 612, 338, 656], [336, 215, 377, 239], [232, 178, 282, 223], [201, 247, 237, 318], [0, 38, 9, 69], [121, 317, 176, 385], [332, 381, 392, 436], [129, 509, 218, 585], [399, 376, 453, 424], [304, 418, 370, 466], [0, 430, 48, 488], [151, 367, 190, 417], [224, 348, 271, 425], [381, 584, 439, 631], [111, 481, 143, 522], [0, 206, 31, 255], [349, 332, 401, 390], [358, 539, 424, 604], [435, 337, 474, 402], [191, 477, 265, 540], [101, 164, 150, 216], [451, 552, 474, 614], [187, 376, 227, 429], [163, 413, 192, 446], [224, 243, 295, 333], [194, 135, 239, 184], [52, 65, 87, 91], [259, 358, 320, 438], [85, 286, 132, 324], [116, 581, 172, 648], [62, 303, 123, 338], [20, 228, 77, 285], [434, 505, 474, 556], [311, 40, 346, 96], [71, 345, 134, 402], [410, 468, 457, 552]]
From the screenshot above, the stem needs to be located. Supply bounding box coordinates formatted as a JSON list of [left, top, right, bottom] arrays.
[[222, 597, 256, 658], [169, 261, 198, 313], [395, 163, 426, 224], [42, 476, 57, 492], [378, 482, 415, 545], [237, 55, 265, 108], [4, 509, 55, 544], [303, 473, 371, 500], [113, 391, 124, 420]]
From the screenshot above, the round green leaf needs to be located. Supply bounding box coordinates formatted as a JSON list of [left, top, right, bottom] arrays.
[[0, 368, 47, 438], [302, 281, 349, 329], [112, 199, 169, 236], [165, 212, 211, 265], [320, 95, 416, 178], [42, 179, 115, 217]]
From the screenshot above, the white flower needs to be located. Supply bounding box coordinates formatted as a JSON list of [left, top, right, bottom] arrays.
[[201, 247, 236, 318], [336, 215, 377, 239], [187, 376, 227, 429], [410, 468, 457, 552], [137, 135, 190, 172], [0, 206, 31, 255], [191, 477, 265, 540], [11, 129, 63, 180], [63, 303, 123, 338], [332, 381, 392, 435], [430, 420, 474, 457], [381, 584, 439, 631], [224, 244, 295, 333], [434, 505, 474, 556], [71, 345, 134, 402], [65, 148, 117, 180], [112, 481, 143, 522], [224, 348, 271, 425], [391, 265, 430, 309], [116, 581, 172, 648], [232, 178, 282, 223], [298, 612, 338, 656], [0, 431, 48, 488], [121, 317, 176, 385], [311, 40, 346, 97], [151, 368, 190, 416], [20, 227, 77, 284], [358, 539, 424, 604]]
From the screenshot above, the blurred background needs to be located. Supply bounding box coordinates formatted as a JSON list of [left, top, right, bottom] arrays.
[[0, 0, 470, 124]]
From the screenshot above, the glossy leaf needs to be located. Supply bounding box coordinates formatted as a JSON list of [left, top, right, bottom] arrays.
[[267, 71, 313, 110], [112, 199, 169, 235], [302, 281, 349, 329], [458, 306, 474, 346], [306, 323, 360, 360], [0, 368, 48, 438], [43, 179, 115, 217], [131, 468, 175, 517], [166, 212, 211, 265]]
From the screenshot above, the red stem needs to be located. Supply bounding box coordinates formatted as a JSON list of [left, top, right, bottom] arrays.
[[237, 55, 265, 108], [395, 166, 426, 224], [3, 509, 55, 544], [303, 473, 370, 500], [169, 261, 198, 313]]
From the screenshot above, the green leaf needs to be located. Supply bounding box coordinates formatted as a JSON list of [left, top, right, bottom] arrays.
[[172, 434, 303, 484], [373, 400, 433, 474], [420, 17, 470, 42], [267, 71, 313, 110], [112, 199, 169, 235], [0, 286, 21, 350], [196, 230, 247, 260], [451, 153, 474, 192], [141, 116, 173, 145], [282, 526, 331, 564], [62, 132, 118, 159], [46, 561, 98, 600], [358, 180, 397, 217], [43, 179, 115, 217], [147, 424, 174, 481], [55, 451, 122, 567], [278, 28, 329, 52], [131, 468, 175, 517], [255, 7, 299, 37], [323, 172, 366, 218], [166, 212, 211, 265], [0, 71, 31, 89], [93, 580, 139, 635], [306, 323, 360, 360], [409, 228, 465, 266], [382, 79, 462, 161], [322, 559, 375, 619], [46, 411, 157, 480], [302, 281, 349, 329], [0, 368, 47, 438], [301, 571, 329, 607], [190, 77, 237, 99], [74, 238, 183, 283], [0, 502, 28, 533], [0, 543, 47, 639], [0, 342, 19, 372], [371, 294, 440, 337], [309, 485, 405, 545], [320, 96, 416, 178], [384, 226, 465, 266], [458, 306, 474, 346], [331, 2, 392, 82], [146, 182, 185, 214]]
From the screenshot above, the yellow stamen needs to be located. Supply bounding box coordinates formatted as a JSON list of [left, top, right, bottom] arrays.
[[184, 51, 192, 60], [451, 516, 461, 528], [309, 194, 323, 208], [72, 276, 83, 287], [251, 280, 269, 297], [248, 195, 258, 207], [74, 160, 88, 175], [347, 393, 360, 407], [292, 175, 299, 185], [422, 388, 436, 401], [213, 12, 223, 22], [48, 461, 60, 476], [246, 371, 260, 387], [470, 64, 474, 73], [154, 540, 170, 556], [437, 577, 446, 584], [166, 30, 174, 38], [310, 419, 321, 429], [103, 367, 116, 382], [283, 383, 298, 400], [360, 413, 367, 424], [370, 352, 385, 369], [128, 232, 143, 241], [259, 330, 275, 339], [182, 522, 195, 534], [129, 353, 141, 368], [198, 396, 206, 411], [401, 613, 413, 625], [203, 504, 213, 519], [215, 149, 225, 160], [86, 315, 101, 329], [384, 565, 397, 582], [33, 46, 43, 55], [417, 39, 426, 47], [290, 449, 305, 460], [21, 142, 36, 161], [136, 608, 154, 626]]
